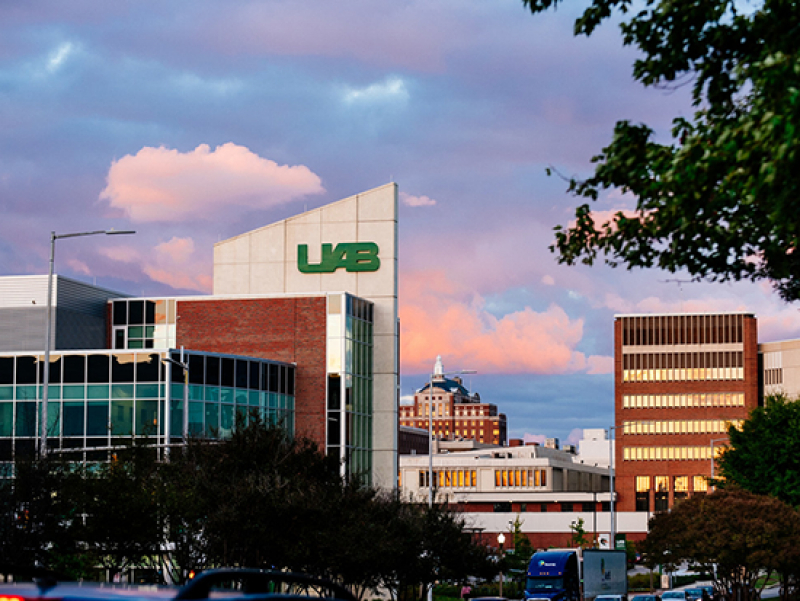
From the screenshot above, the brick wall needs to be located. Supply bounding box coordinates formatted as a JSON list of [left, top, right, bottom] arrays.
[[175, 296, 328, 447]]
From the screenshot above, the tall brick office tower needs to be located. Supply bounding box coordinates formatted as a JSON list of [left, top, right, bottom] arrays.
[[614, 313, 758, 512]]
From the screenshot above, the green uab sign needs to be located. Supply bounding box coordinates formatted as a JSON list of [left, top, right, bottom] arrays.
[[297, 242, 381, 273]]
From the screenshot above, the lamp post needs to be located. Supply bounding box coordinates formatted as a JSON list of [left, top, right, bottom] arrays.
[[40, 228, 135, 456], [710, 437, 728, 490], [425, 360, 476, 601], [427, 363, 477, 507], [497, 532, 506, 598], [608, 425, 617, 548], [162, 347, 190, 453]]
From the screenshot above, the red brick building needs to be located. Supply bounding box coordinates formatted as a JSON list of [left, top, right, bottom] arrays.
[[109, 292, 376, 481], [399, 357, 507, 446], [614, 313, 759, 512]]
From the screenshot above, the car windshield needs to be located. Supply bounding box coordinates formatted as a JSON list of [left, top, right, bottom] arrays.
[[663, 594, 685, 599], [632, 596, 655, 601], [526, 577, 564, 591]]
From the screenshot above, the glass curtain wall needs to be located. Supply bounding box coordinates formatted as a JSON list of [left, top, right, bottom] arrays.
[[0, 350, 294, 477], [167, 350, 295, 442], [326, 293, 374, 483]]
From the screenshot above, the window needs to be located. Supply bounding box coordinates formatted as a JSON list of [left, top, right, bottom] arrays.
[[674, 476, 689, 502], [655, 476, 669, 512], [560, 503, 574, 512], [635, 476, 650, 512], [693, 475, 708, 493]]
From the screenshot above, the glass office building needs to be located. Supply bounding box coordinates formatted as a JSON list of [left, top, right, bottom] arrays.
[[0, 349, 295, 475]]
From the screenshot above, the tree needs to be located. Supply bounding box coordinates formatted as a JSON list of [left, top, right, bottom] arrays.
[[72, 443, 163, 580], [504, 515, 535, 579], [522, 0, 800, 301], [642, 489, 800, 601], [716, 393, 800, 507], [568, 517, 590, 549], [0, 457, 81, 576]]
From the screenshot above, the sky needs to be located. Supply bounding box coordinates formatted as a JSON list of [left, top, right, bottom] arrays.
[[2, 0, 799, 447]]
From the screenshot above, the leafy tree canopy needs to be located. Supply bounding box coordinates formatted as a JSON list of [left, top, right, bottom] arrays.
[[716, 393, 800, 506], [643, 488, 800, 601], [523, 0, 800, 301]]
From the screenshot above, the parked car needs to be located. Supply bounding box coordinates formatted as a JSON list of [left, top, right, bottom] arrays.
[[631, 595, 661, 601], [661, 592, 689, 601], [0, 568, 357, 601], [595, 595, 627, 601], [684, 588, 705, 601]]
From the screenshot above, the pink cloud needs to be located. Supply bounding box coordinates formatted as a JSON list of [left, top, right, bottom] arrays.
[[400, 192, 437, 207], [100, 143, 323, 223], [523, 433, 547, 446], [400, 270, 602, 374], [758, 309, 800, 342], [99, 238, 212, 293], [565, 428, 583, 446], [587, 355, 613, 375]]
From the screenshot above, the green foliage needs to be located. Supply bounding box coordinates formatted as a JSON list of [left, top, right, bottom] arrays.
[[716, 393, 800, 506], [642, 488, 800, 601], [522, 0, 800, 301], [0, 419, 495, 597], [504, 515, 535, 577], [568, 517, 589, 549]]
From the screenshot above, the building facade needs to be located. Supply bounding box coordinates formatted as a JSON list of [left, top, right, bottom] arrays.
[[108, 292, 373, 479], [399, 357, 507, 446], [614, 312, 759, 512], [0, 185, 397, 487], [398, 443, 632, 548], [759, 338, 800, 399], [212, 183, 398, 489]]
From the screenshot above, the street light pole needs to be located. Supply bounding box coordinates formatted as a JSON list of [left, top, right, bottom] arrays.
[[497, 532, 506, 598], [163, 347, 190, 447], [608, 425, 617, 547], [427, 364, 477, 508], [426, 361, 476, 601], [40, 229, 135, 457]]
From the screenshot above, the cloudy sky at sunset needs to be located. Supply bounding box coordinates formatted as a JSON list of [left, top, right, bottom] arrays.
[[2, 1, 799, 446]]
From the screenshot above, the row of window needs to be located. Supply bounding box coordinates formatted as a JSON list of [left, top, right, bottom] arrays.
[[764, 368, 783, 386], [0, 354, 165, 385], [0, 353, 294, 396], [622, 419, 741, 435], [623, 392, 746, 409], [494, 469, 548, 488], [491, 501, 611, 513], [619, 313, 747, 346], [1, 389, 295, 441], [634, 475, 709, 511], [636, 474, 708, 493], [417, 403, 491, 417], [623, 367, 744, 383], [172, 353, 294, 395], [417, 469, 477, 488], [624, 446, 724, 461]]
